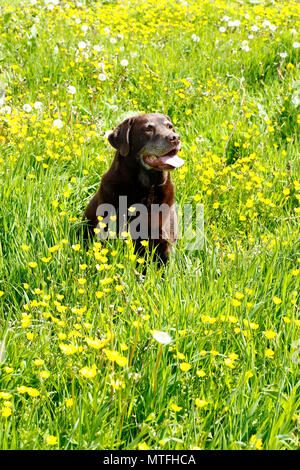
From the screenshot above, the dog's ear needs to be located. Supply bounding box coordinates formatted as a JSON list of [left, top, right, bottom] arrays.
[[108, 118, 133, 157]]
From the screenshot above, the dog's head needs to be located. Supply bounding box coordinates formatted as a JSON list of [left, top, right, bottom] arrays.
[[108, 113, 184, 171]]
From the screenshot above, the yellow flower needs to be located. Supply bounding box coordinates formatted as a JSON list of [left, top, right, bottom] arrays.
[[26, 387, 40, 397], [28, 262, 37, 268], [180, 362, 191, 372], [115, 355, 128, 367], [264, 330, 276, 339], [49, 245, 60, 253], [65, 398, 74, 408], [235, 292, 244, 299], [0, 392, 12, 399], [224, 357, 235, 369], [250, 434, 263, 450], [21, 313, 31, 328], [176, 351, 186, 360], [273, 296, 282, 305], [71, 244, 81, 251], [59, 343, 78, 355], [79, 364, 97, 379], [245, 370, 254, 380], [85, 337, 108, 350], [170, 404, 182, 412], [104, 349, 120, 362], [1, 407, 12, 418], [3, 401, 13, 408], [40, 370, 50, 379], [34, 359, 44, 366], [265, 348, 275, 358], [46, 435, 58, 446], [196, 369, 206, 377], [195, 398, 208, 408], [138, 442, 149, 450]]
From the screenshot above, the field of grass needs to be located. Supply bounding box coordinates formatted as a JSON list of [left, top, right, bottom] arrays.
[[0, 0, 299, 451]]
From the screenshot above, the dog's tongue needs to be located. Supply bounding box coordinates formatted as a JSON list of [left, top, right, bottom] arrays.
[[159, 154, 185, 168]]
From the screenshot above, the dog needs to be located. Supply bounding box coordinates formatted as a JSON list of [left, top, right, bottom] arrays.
[[83, 113, 184, 265]]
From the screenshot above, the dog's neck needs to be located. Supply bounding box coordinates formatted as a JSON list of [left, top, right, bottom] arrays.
[[138, 168, 168, 188]]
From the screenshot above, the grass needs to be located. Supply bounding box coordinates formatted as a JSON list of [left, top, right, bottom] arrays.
[[0, 0, 299, 450]]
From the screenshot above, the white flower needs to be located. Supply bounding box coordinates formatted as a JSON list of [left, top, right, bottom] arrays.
[[0, 105, 11, 115], [228, 20, 240, 28], [67, 85, 76, 95], [120, 59, 128, 67], [52, 119, 64, 128], [98, 73, 107, 81], [241, 40, 250, 52], [248, 34, 254, 40], [104, 27, 110, 35], [269, 24, 277, 32], [279, 52, 288, 59], [78, 41, 87, 50], [93, 44, 103, 52], [33, 101, 43, 110], [152, 330, 172, 345], [219, 27, 226, 33], [262, 20, 271, 28], [110, 37, 117, 44], [251, 25, 259, 32], [222, 15, 230, 22], [81, 24, 89, 33], [23, 104, 32, 113], [292, 42, 300, 49], [191, 34, 200, 42]]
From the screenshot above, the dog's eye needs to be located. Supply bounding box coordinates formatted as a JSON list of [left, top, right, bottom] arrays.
[[167, 123, 173, 129], [144, 124, 154, 132]]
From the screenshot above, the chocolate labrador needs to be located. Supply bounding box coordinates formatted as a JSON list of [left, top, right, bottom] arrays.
[[83, 113, 184, 265]]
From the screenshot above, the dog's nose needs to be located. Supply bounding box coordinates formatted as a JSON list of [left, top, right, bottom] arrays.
[[168, 133, 180, 145]]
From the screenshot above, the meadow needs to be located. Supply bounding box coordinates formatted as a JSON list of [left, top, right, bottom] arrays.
[[0, 0, 299, 450]]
